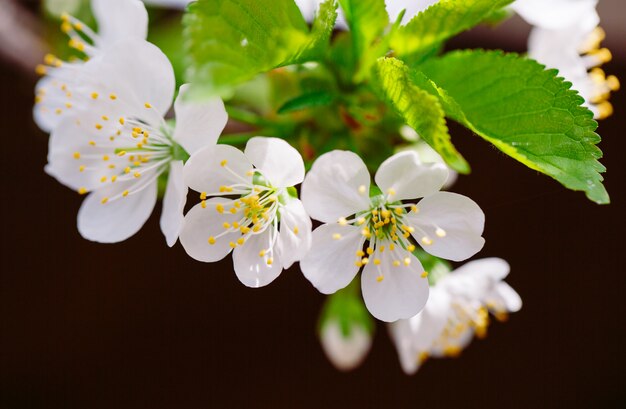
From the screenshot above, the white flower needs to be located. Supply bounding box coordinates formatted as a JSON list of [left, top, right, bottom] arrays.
[[34, 0, 149, 132], [45, 40, 228, 245], [320, 320, 372, 372], [180, 137, 312, 288], [513, 0, 619, 119], [389, 258, 522, 374], [300, 150, 485, 322]]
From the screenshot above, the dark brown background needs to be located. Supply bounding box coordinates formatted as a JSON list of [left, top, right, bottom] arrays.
[[1, 4, 625, 409]]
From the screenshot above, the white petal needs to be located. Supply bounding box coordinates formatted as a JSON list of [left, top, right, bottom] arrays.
[[491, 282, 523, 313], [232, 228, 283, 288], [160, 161, 187, 247], [46, 114, 126, 191], [82, 39, 175, 117], [301, 150, 371, 223], [300, 223, 364, 294], [277, 198, 312, 269], [388, 320, 421, 375], [408, 192, 485, 262], [375, 150, 448, 201], [440, 258, 510, 299], [244, 137, 305, 188], [513, 0, 598, 31], [361, 251, 429, 322], [77, 180, 157, 243], [183, 144, 253, 194], [172, 84, 228, 155], [410, 288, 452, 348], [33, 75, 75, 133], [92, 0, 148, 49], [320, 321, 372, 372], [179, 198, 242, 262]]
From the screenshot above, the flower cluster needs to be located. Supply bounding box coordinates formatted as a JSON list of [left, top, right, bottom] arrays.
[[36, 0, 487, 323], [34, 0, 619, 375]]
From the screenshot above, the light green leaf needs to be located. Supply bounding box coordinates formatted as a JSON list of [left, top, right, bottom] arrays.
[[417, 50, 608, 204], [277, 90, 336, 114], [184, 0, 337, 96], [374, 57, 470, 174], [339, 0, 388, 56], [391, 0, 513, 58], [339, 0, 390, 81]]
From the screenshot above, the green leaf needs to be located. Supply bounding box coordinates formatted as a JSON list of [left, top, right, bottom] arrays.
[[417, 50, 608, 204], [277, 90, 336, 114], [374, 57, 470, 174], [339, 0, 388, 57], [184, 0, 338, 96], [339, 0, 390, 82], [391, 0, 513, 58]]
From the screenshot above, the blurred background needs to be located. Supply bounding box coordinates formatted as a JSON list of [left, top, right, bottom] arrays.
[[1, 0, 624, 408]]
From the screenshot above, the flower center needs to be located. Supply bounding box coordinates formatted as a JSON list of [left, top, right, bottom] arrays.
[[73, 97, 174, 204], [335, 191, 445, 283], [203, 163, 286, 266]]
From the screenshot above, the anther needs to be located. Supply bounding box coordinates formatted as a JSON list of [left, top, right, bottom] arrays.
[[78, 187, 87, 195], [403, 257, 411, 266], [332, 233, 342, 240], [208, 236, 216, 245], [144, 102, 152, 109], [91, 92, 99, 100], [122, 190, 129, 197], [220, 160, 228, 167], [266, 258, 274, 266], [358, 185, 366, 195], [201, 200, 207, 209], [109, 94, 117, 100], [133, 172, 141, 178], [73, 152, 81, 159], [100, 197, 109, 204], [392, 260, 401, 267], [387, 188, 396, 196], [421, 236, 433, 246], [376, 275, 384, 282], [436, 228, 447, 238]]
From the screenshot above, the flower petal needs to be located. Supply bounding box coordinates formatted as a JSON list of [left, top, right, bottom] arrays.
[[490, 282, 523, 313], [243, 137, 305, 188], [375, 150, 448, 201], [406, 288, 452, 351], [232, 228, 283, 288], [277, 198, 312, 269], [46, 114, 127, 192], [408, 192, 485, 262], [361, 251, 429, 322], [160, 161, 187, 247], [513, 0, 599, 31], [183, 144, 253, 194], [300, 223, 364, 294], [92, 0, 148, 48], [172, 84, 227, 155], [179, 198, 242, 262], [77, 179, 157, 243], [82, 39, 174, 117], [388, 319, 422, 375], [439, 258, 509, 299], [301, 150, 371, 223]]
